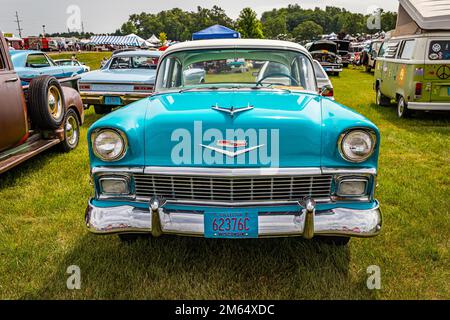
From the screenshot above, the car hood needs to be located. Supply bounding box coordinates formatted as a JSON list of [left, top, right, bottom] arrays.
[[143, 90, 323, 167], [80, 69, 156, 84], [309, 41, 338, 54], [88, 91, 379, 170]]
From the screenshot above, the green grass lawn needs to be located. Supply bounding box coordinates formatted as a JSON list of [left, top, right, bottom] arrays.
[[48, 52, 112, 70], [0, 57, 449, 299]]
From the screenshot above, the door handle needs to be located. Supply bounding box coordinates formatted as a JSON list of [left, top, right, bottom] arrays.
[[5, 77, 19, 83]]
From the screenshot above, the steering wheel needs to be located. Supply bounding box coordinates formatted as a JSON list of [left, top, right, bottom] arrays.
[[256, 73, 299, 86]]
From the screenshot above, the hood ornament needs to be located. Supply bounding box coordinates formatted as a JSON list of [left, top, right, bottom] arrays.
[[212, 103, 254, 118], [200, 144, 264, 158]]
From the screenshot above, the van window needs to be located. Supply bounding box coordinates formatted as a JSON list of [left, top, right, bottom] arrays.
[[381, 41, 400, 58], [399, 40, 415, 60], [429, 41, 450, 60]]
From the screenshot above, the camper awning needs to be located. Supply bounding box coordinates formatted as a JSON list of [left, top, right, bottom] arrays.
[[192, 24, 240, 40], [399, 0, 450, 30]]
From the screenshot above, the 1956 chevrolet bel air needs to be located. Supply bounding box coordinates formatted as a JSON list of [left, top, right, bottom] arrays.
[[85, 39, 382, 245]]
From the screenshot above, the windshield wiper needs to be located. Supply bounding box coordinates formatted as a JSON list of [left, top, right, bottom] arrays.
[[179, 87, 220, 93]]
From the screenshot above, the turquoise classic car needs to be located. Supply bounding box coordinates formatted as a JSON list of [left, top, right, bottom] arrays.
[[85, 39, 382, 245], [9, 50, 86, 85]]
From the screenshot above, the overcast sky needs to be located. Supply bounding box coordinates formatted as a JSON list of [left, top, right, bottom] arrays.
[[0, 0, 398, 36]]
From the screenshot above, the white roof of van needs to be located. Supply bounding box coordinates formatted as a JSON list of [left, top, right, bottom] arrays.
[[399, 0, 450, 30]]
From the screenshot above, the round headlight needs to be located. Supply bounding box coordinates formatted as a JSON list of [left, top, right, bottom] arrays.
[[92, 129, 127, 161], [339, 130, 376, 163]]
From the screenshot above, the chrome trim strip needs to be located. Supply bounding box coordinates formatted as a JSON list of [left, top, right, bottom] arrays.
[[154, 198, 331, 207], [321, 167, 377, 175], [91, 166, 144, 175], [407, 102, 450, 111], [143, 166, 322, 176]]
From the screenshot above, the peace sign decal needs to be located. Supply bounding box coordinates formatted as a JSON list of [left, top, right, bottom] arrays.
[[436, 65, 450, 80]]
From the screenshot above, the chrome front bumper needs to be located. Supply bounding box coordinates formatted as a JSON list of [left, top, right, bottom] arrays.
[[80, 91, 151, 106], [85, 199, 382, 238]]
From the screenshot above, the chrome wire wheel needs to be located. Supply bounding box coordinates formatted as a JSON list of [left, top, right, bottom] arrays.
[[47, 85, 63, 120], [65, 114, 79, 147]]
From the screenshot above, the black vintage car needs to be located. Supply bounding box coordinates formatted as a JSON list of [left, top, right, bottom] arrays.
[[307, 40, 343, 76]]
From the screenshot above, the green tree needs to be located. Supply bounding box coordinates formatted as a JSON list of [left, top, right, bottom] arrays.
[[159, 32, 167, 45], [236, 8, 264, 38], [120, 21, 138, 35], [262, 13, 287, 39], [292, 21, 323, 42]]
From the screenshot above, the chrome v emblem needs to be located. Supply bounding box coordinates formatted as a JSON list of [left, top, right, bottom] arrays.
[[212, 103, 254, 118], [200, 144, 264, 158]]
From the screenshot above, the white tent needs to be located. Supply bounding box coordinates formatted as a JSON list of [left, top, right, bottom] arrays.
[[147, 34, 160, 45], [395, 0, 450, 36], [90, 34, 151, 47]]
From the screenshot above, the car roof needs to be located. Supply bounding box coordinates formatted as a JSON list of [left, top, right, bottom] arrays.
[[163, 39, 310, 56], [9, 50, 44, 56], [113, 50, 163, 58]]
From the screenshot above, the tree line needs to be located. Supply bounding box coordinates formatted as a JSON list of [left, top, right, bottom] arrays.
[[115, 5, 397, 42]]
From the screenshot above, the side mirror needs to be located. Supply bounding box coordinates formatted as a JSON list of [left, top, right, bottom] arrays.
[[320, 85, 334, 97]]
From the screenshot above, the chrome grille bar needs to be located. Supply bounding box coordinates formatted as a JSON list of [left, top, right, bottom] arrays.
[[133, 174, 333, 202]]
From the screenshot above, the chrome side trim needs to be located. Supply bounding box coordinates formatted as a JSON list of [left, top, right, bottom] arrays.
[[91, 166, 144, 175], [143, 166, 322, 176]]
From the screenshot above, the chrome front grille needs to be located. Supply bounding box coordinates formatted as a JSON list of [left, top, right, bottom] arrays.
[[133, 174, 333, 202]]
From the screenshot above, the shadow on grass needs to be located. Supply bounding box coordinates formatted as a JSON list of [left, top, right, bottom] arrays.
[[23, 234, 377, 300]]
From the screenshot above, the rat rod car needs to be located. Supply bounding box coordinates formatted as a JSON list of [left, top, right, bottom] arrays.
[[85, 39, 382, 245], [0, 33, 84, 174]]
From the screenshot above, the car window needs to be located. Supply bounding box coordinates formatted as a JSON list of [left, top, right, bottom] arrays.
[[26, 54, 51, 68], [429, 41, 450, 60], [156, 48, 316, 92], [313, 61, 327, 78], [110, 56, 157, 69], [399, 40, 415, 60], [0, 53, 4, 70]]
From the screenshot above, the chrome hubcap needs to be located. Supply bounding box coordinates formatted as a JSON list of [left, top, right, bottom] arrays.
[[66, 115, 78, 146], [48, 86, 62, 120]]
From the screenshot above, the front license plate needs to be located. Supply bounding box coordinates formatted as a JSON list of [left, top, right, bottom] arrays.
[[204, 211, 258, 239], [104, 96, 122, 105]]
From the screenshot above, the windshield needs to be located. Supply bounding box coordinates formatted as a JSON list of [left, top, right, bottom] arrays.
[[109, 56, 158, 70], [155, 48, 316, 92]]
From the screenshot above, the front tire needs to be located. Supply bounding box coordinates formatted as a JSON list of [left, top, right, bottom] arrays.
[[397, 96, 411, 118], [60, 109, 80, 152], [94, 105, 112, 115]]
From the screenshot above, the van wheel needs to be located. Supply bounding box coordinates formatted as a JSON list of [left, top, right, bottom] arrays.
[[376, 87, 390, 106], [60, 109, 80, 152], [28, 76, 65, 129], [397, 96, 411, 118], [94, 105, 112, 114]]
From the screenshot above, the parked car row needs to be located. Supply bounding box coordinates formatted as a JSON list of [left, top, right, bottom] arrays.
[[0, 33, 84, 174]]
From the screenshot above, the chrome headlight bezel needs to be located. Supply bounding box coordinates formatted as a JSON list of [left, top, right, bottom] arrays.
[[91, 128, 128, 162], [338, 129, 377, 163]]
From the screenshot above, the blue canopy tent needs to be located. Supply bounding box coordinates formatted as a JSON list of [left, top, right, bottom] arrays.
[[192, 24, 240, 40]]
